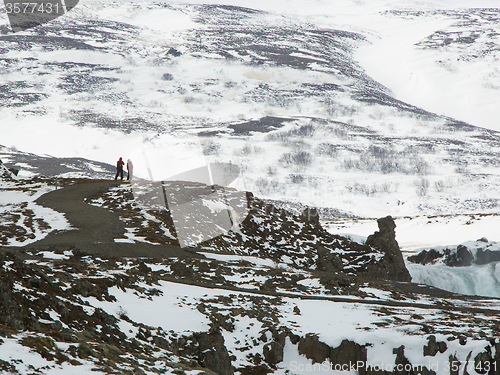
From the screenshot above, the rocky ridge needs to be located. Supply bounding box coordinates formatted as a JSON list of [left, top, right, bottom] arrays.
[[408, 237, 500, 267], [83, 181, 409, 284], [0, 177, 499, 374]]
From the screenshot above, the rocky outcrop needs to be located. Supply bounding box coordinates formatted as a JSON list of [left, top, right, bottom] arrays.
[[295, 335, 369, 374], [172, 326, 233, 375], [200, 196, 413, 282], [423, 335, 447, 356], [407, 249, 444, 265], [475, 247, 500, 265], [365, 216, 412, 282], [444, 245, 474, 267], [0, 279, 24, 331], [315, 244, 344, 272], [408, 238, 500, 267], [300, 207, 320, 226], [329, 340, 368, 374], [408, 246, 474, 267], [297, 334, 332, 363], [196, 328, 233, 375]]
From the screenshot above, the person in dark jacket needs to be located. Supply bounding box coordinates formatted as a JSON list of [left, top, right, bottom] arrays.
[[115, 157, 125, 180]]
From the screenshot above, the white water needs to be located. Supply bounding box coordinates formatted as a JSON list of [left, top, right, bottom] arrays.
[[406, 260, 500, 298]]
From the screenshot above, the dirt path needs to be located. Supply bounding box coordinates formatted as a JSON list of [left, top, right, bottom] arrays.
[[24, 180, 203, 259]]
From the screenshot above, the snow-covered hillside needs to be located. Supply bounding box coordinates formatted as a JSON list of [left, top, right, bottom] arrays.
[[1, 0, 500, 221]]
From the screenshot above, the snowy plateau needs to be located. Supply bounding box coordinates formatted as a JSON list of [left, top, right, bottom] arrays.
[[1, 0, 500, 374]]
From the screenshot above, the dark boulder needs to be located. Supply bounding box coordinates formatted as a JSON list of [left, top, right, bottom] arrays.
[[196, 327, 233, 375], [423, 335, 447, 357], [297, 334, 331, 363], [474, 348, 494, 375], [263, 341, 284, 365], [330, 339, 368, 374], [316, 245, 344, 272], [444, 245, 473, 267], [298, 336, 369, 375], [263, 326, 298, 366], [407, 249, 444, 265], [300, 208, 320, 226], [172, 326, 233, 375], [393, 346, 412, 375]]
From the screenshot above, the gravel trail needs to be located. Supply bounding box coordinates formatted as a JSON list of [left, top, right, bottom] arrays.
[[25, 180, 203, 259]]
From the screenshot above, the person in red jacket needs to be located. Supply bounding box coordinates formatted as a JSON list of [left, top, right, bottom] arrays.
[[115, 157, 125, 180]]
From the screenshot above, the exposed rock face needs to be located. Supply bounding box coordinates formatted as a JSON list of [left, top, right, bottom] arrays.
[[407, 249, 444, 265], [263, 340, 285, 365], [315, 244, 344, 272], [329, 340, 368, 374], [297, 335, 368, 373], [408, 238, 500, 267], [297, 334, 332, 364], [262, 327, 299, 367], [365, 216, 412, 282], [196, 328, 233, 375], [475, 248, 500, 265], [0, 280, 24, 331], [444, 245, 473, 267], [407, 247, 475, 267], [172, 326, 234, 375]]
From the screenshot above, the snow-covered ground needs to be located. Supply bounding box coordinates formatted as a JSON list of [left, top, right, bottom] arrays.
[[0, 177, 70, 246], [86, 279, 496, 375], [1, 250, 492, 375]]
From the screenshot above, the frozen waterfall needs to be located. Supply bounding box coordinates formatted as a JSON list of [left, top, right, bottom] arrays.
[[406, 260, 500, 298]]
